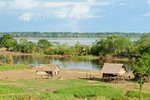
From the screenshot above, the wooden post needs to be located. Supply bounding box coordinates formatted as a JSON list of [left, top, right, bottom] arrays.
[[86, 71, 88, 79]]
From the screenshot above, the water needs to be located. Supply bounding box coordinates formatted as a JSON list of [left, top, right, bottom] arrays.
[[13, 55, 102, 70], [15, 38, 99, 46], [12, 55, 133, 71], [15, 38, 138, 46]]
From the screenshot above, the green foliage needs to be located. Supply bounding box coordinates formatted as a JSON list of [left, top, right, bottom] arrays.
[[54, 86, 124, 98], [135, 34, 150, 56], [18, 39, 36, 53], [133, 56, 150, 98], [126, 91, 150, 99], [133, 56, 150, 78], [3, 39, 17, 51], [45, 46, 69, 55], [0, 34, 17, 50], [69, 43, 91, 56], [38, 39, 51, 48], [45, 43, 91, 56], [91, 35, 131, 56]]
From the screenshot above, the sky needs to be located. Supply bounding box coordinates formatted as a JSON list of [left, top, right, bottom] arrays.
[[0, 0, 150, 32]]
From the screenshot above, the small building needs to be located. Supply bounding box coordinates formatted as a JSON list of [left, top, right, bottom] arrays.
[[36, 64, 60, 79], [101, 63, 127, 81]]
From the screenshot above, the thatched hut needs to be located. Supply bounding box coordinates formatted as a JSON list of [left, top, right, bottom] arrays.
[[101, 63, 127, 81], [36, 64, 60, 79]]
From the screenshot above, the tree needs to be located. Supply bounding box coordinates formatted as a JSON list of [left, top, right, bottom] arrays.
[[38, 39, 51, 49], [0, 34, 17, 50], [0, 34, 13, 47], [135, 34, 150, 56], [18, 38, 36, 53], [133, 56, 150, 99], [91, 35, 131, 56], [3, 39, 17, 51]]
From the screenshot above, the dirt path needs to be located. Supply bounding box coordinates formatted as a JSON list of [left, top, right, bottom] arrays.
[[0, 68, 102, 80]]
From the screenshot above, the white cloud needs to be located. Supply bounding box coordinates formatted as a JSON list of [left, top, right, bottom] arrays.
[[0, 0, 111, 21], [69, 4, 91, 19], [0, 0, 39, 10], [10, 0, 39, 10], [43, 0, 110, 8], [43, 2, 75, 8], [19, 12, 34, 22], [44, 0, 109, 20], [0, 1, 7, 10]]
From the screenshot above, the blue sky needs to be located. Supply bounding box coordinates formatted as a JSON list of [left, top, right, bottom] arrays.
[[0, 0, 150, 32]]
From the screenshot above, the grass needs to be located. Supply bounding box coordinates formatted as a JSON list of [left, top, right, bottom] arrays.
[[127, 91, 150, 99], [0, 79, 149, 100], [0, 86, 24, 94], [0, 84, 123, 100], [71, 55, 99, 60], [17, 79, 99, 92], [31, 53, 46, 57], [54, 85, 124, 99], [0, 64, 31, 71]]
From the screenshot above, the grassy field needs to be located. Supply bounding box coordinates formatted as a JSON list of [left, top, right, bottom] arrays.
[[0, 64, 31, 71], [0, 64, 149, 100], [0, 79, 149, 100]]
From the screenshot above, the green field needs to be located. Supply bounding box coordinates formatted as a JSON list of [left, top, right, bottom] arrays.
[[0, 79, 149, 100], [0, 64, 31, 71]]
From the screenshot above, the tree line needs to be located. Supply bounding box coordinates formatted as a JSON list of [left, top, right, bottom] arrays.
[[0, 32, 144, 38], [0, 34, 149, 57]]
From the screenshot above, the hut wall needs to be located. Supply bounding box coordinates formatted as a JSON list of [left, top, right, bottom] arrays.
[[118, 68, 126, 76]]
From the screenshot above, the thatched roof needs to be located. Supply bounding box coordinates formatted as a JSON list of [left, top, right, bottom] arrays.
[[101, 63, 126, 75], [37, 64, 60, 72]]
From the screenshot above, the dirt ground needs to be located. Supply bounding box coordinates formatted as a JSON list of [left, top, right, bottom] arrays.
[[0, 68, 102, 80], [0, 48, 31, 56]]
